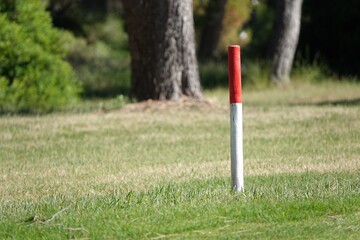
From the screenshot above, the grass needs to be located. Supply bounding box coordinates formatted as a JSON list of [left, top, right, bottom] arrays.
[[1, 81, 360, 239]]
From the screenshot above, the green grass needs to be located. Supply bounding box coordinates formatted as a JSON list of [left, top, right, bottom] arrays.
[[1, 81, 360, 239]]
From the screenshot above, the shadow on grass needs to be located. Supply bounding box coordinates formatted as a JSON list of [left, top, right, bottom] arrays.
[[291, 98, 360, 107], [315, 98, 360, 106]]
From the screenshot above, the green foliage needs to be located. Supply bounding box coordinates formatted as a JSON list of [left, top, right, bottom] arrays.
[[46, 0, 108, 36], [292, 63, 329, 84], [199, 61, 228, 88], [194, 0, 252, 56], [200, 60, 270, 90], [242, 1, 276, 59], [66, 15, 131, 98], [218, 0, 252, 53], [242, 60, 270, 89], [43, 1, 130, 98], [0, 0, 80, 113]]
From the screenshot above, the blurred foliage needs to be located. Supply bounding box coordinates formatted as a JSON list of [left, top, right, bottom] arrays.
[[242, 60, 271, 89], [218, 0, 252, 54], [194, 0, 252, 57], [299, 0, 360, 77], [292, 56, 330, 84], [199, 60, 270, 90], [1, 0, 358, 114], [199, 61, 228, 88], [196, 0, 275, 89], [44, 0, 130, 99], [241, 0, 276, 59], [46, 0, 108, 37], [65, 15, 130, 98], [0, 0, 80, 113], [199, 58, 331, 90]]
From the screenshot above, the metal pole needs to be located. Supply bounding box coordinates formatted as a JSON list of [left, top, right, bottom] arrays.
[[228, 45, 244, 192]]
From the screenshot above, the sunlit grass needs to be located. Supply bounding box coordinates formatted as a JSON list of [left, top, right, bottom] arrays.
[[1, 81, 360, 239]]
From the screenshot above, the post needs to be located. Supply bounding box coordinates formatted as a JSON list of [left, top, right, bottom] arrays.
[[228, 45, 244, 192]]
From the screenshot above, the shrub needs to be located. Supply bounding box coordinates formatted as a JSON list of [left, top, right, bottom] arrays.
[[0, 0, 80, 113], [199, 61, 228, 88]]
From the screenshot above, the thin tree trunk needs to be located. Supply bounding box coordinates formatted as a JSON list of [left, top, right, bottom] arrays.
[[122, 0, 202, 100], [198, 0, 228, 59], [270, 0, 303, 85]]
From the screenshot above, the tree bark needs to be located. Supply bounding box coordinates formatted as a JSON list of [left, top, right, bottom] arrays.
[[198, 0, 228, 59], [122, 0, 202, 101], [270, 0, 303, 85]]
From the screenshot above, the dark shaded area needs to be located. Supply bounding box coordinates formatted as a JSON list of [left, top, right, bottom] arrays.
[[242, 0, 276, 60], [47, 0, 107, 36], [198, 0, 227, 59], [199, 61, 228, 89], [45, 0, 130, 100], [242, 0, 360, 80], [298, 0, 360, 77]]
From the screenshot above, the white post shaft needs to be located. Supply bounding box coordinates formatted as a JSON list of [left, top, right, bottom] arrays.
[[230, 103, 244, 192]]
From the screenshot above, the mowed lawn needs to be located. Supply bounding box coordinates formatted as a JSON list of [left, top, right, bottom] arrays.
[[0, 82, 359, 239]]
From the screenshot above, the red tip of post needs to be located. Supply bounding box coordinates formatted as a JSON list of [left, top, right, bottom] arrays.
[[228, 45, 242, 103]]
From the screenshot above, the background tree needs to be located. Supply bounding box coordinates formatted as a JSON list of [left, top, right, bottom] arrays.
[[198, 0, 228, 59], [122, 0, 202, 100], [194, 0, 251, 60], [270, 0, 303, 85]]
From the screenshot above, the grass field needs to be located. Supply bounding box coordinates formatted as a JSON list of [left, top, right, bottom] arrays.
[[0, 81, 360, 239]]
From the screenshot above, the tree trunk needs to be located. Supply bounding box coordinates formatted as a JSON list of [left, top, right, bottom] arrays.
[[122, 0, 202, 101], [198, 0, 228, 59], [270, 0, 303, 85]]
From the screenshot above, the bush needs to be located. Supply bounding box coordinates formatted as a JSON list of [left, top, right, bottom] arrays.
[[242, 60, 270, 89], [0, 0, 80, 113], [199, 61, 228, 88]]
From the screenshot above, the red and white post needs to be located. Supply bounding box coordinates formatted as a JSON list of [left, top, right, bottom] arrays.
[[228, 45, 244, 192]]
